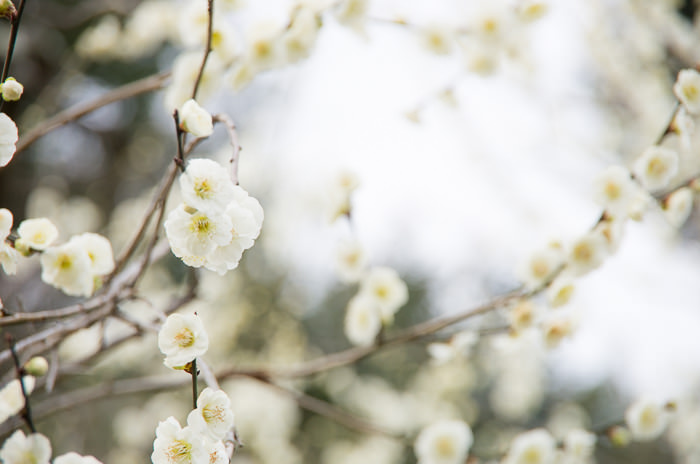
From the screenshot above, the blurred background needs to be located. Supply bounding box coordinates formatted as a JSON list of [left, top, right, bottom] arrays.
[[2, 0, 700, 463]]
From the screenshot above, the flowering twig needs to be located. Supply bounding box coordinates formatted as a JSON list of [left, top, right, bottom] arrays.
[[0, 0, 26, 113], [6, 333, 35, 433]]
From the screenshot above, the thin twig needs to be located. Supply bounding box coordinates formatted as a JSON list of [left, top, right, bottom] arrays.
[[16, 71, 170, 154], [214, 113, 241, 185], [6, 334, 35, 433], [191, 0, 214, 100]]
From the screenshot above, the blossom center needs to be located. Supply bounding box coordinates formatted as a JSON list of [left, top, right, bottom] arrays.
[[435, 436, 456, 458], [203, 404, 225, 423], [174, 328, 195, 348], [194, 179, 213, 199], [166, 439, 193, 464]]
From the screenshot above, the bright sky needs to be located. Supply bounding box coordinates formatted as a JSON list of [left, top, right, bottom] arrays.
[[218, 0, 700, 400]]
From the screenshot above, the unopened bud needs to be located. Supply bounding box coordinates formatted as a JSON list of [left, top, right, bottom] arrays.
[[24, 356, 49, 376], [0, 0, 16, 20], [608, 426, 631, 447], [1, 77, 23, 101]]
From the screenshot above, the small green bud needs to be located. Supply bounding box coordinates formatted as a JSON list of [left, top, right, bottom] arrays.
[[24, 356, 49, 376]]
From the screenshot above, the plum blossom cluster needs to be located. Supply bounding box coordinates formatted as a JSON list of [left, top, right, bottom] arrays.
[[164, 158, 263, 274], [0, 430, 103, 464], [152, 388, 234, 464], [0, 208, 115, 297]]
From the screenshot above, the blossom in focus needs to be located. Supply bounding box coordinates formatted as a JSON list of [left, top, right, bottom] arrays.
[[53, 452, 103, 464], [625, 398, 671, 441], [0, 430, 51, 464], [180, 99, 214, 138], [179, 158, 236, 213], [633, 146, 679, 191], [0, 77, 23, 101], [414, 420, 474, 464], [16, 217, 59, 252], [344, 293, 381, 347], [503, 428, 556, 464], [164, 205, 233, 257], [187, 388, 235, 441], [69, 233, 115, 276], [674, 68, 700, 115], [151, 416, 208, 464], [0, 112, 18, 167], [158, 313, 209, 368], [358, 266, 409, 323]]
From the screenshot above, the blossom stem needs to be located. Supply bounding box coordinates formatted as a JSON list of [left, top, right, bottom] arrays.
[[6, 333, 36, 433], [0, 0, 26, 113], [191, 0, 214, 100], [173, 109, 186, 172], [191, 358, 198, 409]]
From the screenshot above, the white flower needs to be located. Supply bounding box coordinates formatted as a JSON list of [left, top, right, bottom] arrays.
[[326, 170, 360, 222], [283, 7, 320, 64], [0, 430, 51, 464], [563, 428, 596, 459], [633, 146, 679, 191], [664, 187, 694, 228], [53, 452, 103, 464], [204, 439, 228, 464], [541, 315, 574, 348], [0, 112, 18, 167], [0, 241, 19, 274], [625, 398, 670, 441], [344, 293, 382, 347], [164, 205, 233, 257], [674, 68, 700, 115], [0, 207, 11, 238], [75, 15, 121, 60], [592, 165, 638, 218], [426, 331, 479, 364], [164, 51, 223, 110], [335, 239, 368, 283], [179, 158, 236, 213], [1, 77, 23, 101], [358, 266, 409, 323], [508, 299, 538, 332], [120, 1, 174, 59], [516, 0, 548, 22], [16, 217, 59, 251], [187, 388, 235, 441], [503, 428, 556, 464], [151, 416, 209, 464], [420, 26, 454, 55], [546, 275, 575, 308], [566, 232, 608, 276], [414, 420, 473, 464], [180, 99, 214, 138], [518, 244, 564, 289], [158, 313, 209, 368], [0, 376, 35, 425], [40, 240, 94, 297], [246, 24, 283, 72], [68, 233, 115, 275]]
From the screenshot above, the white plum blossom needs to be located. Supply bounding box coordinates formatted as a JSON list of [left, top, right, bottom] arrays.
[[40, 240, 95, 297], [503, 428, 557, 464], [179, 158, 236, 213], [164, 51, 224, 111], [69, 233, 115, 275], [674, 68, 700, 115], [1, 77, 23, 101], [334, 239, 368, 283], [344, 293, 382, 347], [164, 205, 233, 257], [0, 376, 35, 425], [204, 439, 228, 464], [625, 397, 671, 441], [518, 244, 564, 289], [633, 146, 679, 191], [0, 112, 18, 167], [166, 159, 263, 274], [508, 299, 538, 332], [180, 99, 214, 138], [53, 452, 103, 464], [358, 266, 409, 323], [541, 315, 574, 348], [283, 7, 321, 63], [420, 26, 454, 55], [16, 217, 59, 251], [566, 232, 608, 276], [187, 388, 235, 441], [151, 416, 209, 464], [592, 165, 639, 218], [516, 0, 549, 22], [75, 15, 121, 60], [563, 428, 596, 461], [158, 313, 209, 368], [664, 187, 694, 228], [0, 430, 51, 464], [414, 420, 473, 464], [546, 275, 575, 308], [0, 207, 19, 274]]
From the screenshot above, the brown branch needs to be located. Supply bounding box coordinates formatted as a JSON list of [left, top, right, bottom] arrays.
[[191, 0, 214, 100], [16, 71, 170, 154]]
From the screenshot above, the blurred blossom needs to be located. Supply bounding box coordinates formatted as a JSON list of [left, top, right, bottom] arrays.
[[0, 376, 35, 425], [664, 187, 694, 228], [334, 238, 368, 283], [53, 453, 103, 464], [357, 266, 409, 323], [502, 428, 556, 464], [0, 430, 51, 464], [414, 420, 473, 464], [632, 146, 679, 191], [344, 292, 382, 346], [625, 397, 671, 442]]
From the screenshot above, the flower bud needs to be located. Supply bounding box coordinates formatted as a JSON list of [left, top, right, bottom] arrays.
[[23, 356, 49, 376], [1, 77, 23, 101], [0, 0, 16, 20], [608, 426, 631, 447]]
